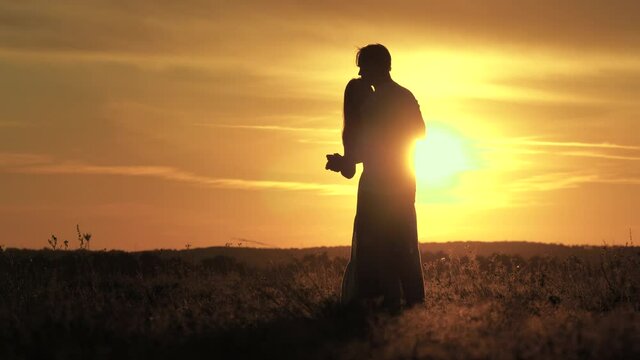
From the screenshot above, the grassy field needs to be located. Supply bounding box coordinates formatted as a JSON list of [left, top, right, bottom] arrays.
[[1, 243, 639, 359]]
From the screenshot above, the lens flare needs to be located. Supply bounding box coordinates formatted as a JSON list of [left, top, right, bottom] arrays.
[[413, 123, 475, 187]]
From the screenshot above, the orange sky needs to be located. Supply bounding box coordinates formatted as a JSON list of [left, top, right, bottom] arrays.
[[1, 1, 639, 249]]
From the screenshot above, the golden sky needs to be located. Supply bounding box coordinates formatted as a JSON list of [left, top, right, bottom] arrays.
[[1, 1, 639, 249]]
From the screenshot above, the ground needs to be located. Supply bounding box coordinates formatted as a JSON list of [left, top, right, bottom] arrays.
[[1, 244, 639, 359]]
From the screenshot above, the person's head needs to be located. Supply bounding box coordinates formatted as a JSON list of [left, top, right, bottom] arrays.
[[356, 44, 391, 85]]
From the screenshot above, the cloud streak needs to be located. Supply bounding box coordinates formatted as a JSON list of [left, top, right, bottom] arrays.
[[195, 123, 339, 134], [508, 172, 599, 192], [483, 138, 640, 151], [556, 151, 640, 161], [0, 152, 51, 166], [521, 140, 640, 151], [2, 1, 640, 59], [6, 161, 354, 196], [478, 138, 640, 163], [494, 69, 640, 103], [507, 172, 640, 194], [5, 151, 635, 205]]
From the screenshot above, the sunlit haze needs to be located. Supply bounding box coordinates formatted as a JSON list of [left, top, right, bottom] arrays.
[[1, 1, 639, 249]]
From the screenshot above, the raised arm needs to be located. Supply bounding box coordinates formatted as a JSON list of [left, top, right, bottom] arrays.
[[342, 79, 367, 162], [341, 78, 371, 178]]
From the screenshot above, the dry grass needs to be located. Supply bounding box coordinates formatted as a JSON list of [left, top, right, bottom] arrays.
[[0, 246, 638, 359]]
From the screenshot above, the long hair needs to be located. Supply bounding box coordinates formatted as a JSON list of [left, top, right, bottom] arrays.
[[342, 78, 372, 163]]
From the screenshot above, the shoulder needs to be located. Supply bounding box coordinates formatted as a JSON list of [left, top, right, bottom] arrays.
[[391, 82, 416, 99], [345, 78, 371, 92], [345, 78, 373, 100], [390, 82, 419, 106], [346, 78, 363, 87]]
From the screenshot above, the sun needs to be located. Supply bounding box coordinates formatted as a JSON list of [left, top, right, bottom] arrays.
[[412, 123, 475, 187]]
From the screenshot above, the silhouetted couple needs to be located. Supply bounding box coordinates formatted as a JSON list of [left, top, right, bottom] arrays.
[[326, 44, 426, 311]]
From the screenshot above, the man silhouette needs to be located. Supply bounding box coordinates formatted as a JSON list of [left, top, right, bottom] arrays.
[[326, 44, 426, 310]]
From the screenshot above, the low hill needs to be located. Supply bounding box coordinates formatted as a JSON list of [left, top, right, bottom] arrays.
[[144, 241, 614, 268]]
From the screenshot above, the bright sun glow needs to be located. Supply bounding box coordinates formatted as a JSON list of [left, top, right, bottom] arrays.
[[413, 123, 475, 187]]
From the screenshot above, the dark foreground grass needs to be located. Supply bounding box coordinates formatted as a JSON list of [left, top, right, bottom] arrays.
[[1, 246, 639, 359]]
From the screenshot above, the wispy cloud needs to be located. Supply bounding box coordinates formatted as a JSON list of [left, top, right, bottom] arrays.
[[195, 123, 339, 134], [297, 139, 341, 145], [0, 152, 51, 166], [483, 138, 640, 151], [3, 1, 640, 58], [6, 161, 354, 196], [507, 172, 640, 193], [595, 178, 640, 185], [479, 137, 640, 163], [508, 172, 599, 192], [556, 151, 640, 161], [519, 139, 640, 150]]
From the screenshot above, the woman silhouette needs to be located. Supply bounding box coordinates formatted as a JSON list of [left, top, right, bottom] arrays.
[[326, 44, 425, 310]]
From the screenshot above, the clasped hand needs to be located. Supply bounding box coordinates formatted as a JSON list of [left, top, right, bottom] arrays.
[[325, 153, 356, 179]]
